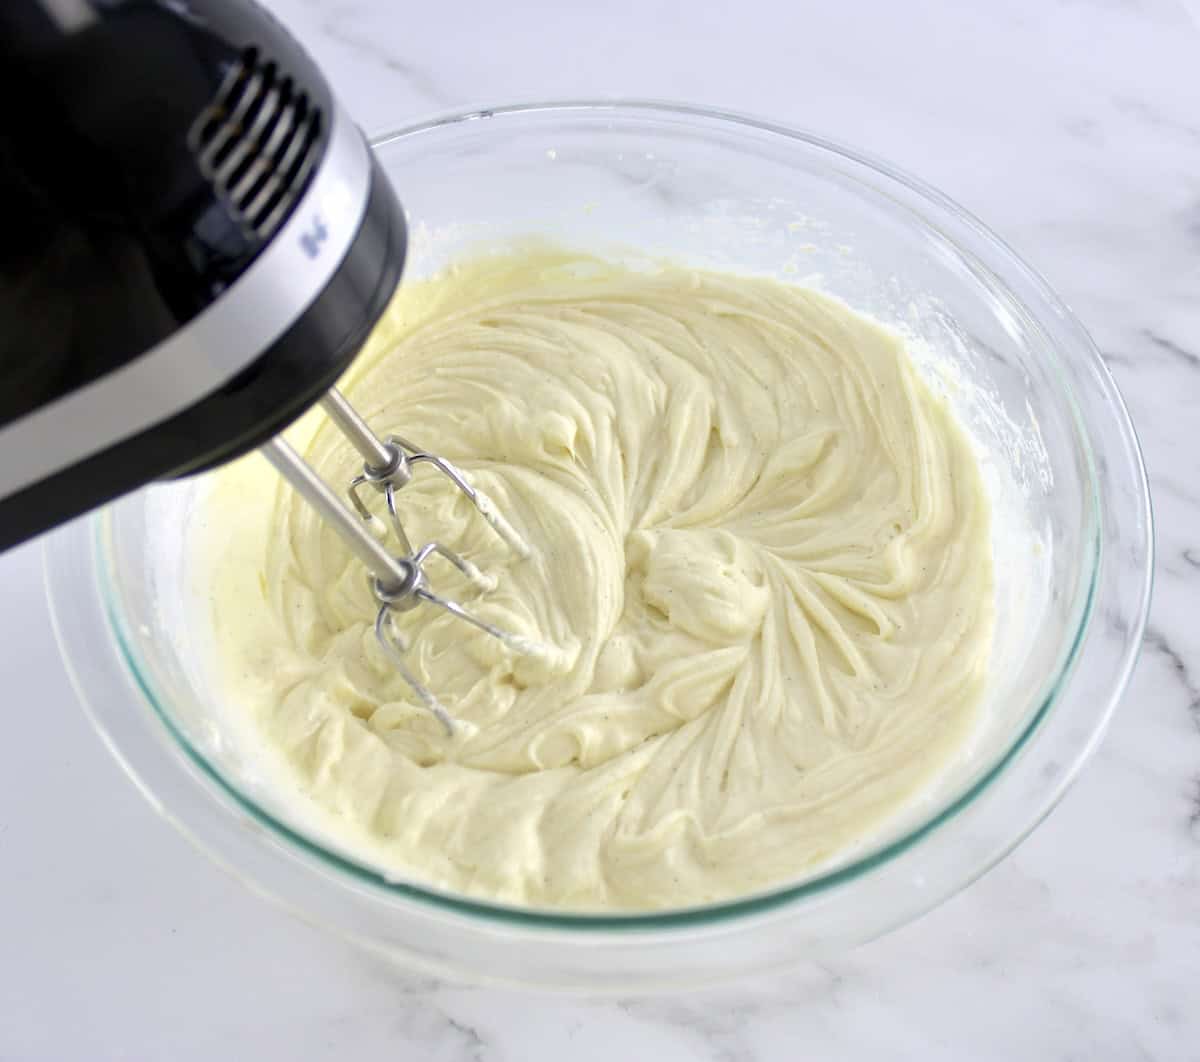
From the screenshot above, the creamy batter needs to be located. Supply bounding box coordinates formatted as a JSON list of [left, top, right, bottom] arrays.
[[203, 250, 994, 910]]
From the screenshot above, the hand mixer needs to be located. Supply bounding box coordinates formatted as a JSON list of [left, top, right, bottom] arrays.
[[0, 0, 538, 729]]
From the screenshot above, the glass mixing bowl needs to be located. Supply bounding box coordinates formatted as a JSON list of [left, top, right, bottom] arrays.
[[44, 102, 1152, 990]]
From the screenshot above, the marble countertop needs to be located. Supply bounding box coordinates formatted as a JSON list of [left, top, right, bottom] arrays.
[[3, 0, 1198, 1058]]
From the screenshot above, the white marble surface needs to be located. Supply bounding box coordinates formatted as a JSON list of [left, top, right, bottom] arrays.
[[3, 0, 1198, 1058]]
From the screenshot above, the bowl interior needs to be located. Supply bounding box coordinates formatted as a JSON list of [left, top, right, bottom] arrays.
[[95, 104, 1097, 923]]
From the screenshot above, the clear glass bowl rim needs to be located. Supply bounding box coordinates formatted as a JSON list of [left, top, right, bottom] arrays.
[[49, 100, 1152, 936]]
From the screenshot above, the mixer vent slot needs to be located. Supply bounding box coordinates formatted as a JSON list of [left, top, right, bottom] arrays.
[[188, 46, 324, 240]]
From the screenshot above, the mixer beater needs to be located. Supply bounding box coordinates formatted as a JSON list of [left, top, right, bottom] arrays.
[[261, 389, 542, 735]]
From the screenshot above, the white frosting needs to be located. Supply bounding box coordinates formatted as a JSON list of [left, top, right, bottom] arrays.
[[202, 251, 993, 909]]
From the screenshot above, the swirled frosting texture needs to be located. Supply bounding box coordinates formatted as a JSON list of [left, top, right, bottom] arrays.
[[206, 252, 993, 909]]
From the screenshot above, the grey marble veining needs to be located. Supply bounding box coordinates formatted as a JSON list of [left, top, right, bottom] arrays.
[[2, 0, 1197, 1059]]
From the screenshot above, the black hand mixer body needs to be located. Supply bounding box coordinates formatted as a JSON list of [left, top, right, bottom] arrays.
[[0, 0, 408, 552]]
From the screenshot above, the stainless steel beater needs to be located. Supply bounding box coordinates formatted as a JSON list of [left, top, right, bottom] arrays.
[[261, 389, 539, 734]]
